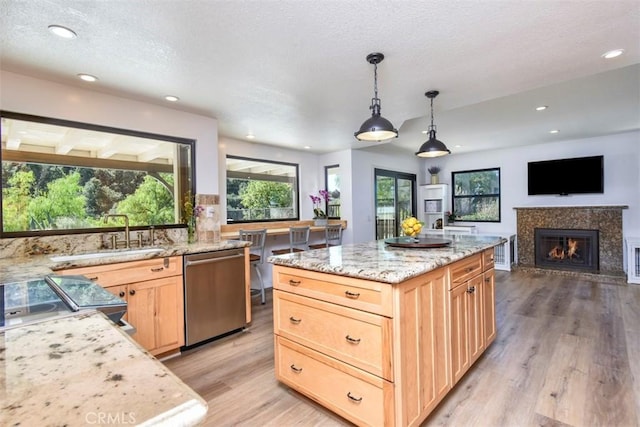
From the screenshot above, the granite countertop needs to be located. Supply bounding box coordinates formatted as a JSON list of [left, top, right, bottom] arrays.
[[0, 310, 207, 426], [268, 234, 506, 284], [0, 240, 250, 284]]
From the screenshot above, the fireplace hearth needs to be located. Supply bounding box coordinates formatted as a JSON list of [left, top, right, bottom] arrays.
[[535, 228, 599, 272]]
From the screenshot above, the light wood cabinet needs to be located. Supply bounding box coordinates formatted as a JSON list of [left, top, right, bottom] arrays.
[[58, 256, 185, 356], [273, 247, 497, 426], [449, 249, 496, 385], [273, 264, 452, 426]]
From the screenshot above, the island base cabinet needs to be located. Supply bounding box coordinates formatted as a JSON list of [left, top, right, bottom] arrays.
[[275, 335, 394, 426]]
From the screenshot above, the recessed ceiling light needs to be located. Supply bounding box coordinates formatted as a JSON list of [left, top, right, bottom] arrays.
[[454, 145, 462, 148], [246, 134, 255, 139], [48, 25, 77, 39], [549, 129, 560, 134], [77, 74, 98, 82], [602, 49, 624, 59], [304, 146, 311, 150], [535, 106, 548, 111], [164, 95, 179, 102], [421, 130, 429, 134]]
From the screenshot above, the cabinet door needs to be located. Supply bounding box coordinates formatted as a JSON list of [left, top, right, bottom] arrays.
[[482, 269, 496, 345], [467, 275, 485, 364], [450, 283, 469, 384], [127, 280, 157, 352], [153, 275, 185, 354]]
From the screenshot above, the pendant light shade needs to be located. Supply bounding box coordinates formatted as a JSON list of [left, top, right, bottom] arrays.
[[355, 53, 398, 142], [416, 90, 451, 158]]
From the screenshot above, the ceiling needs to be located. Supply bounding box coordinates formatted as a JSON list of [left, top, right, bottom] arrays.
[[1, 0, 639, 156]]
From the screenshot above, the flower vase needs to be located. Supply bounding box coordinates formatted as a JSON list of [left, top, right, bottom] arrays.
[[314, 218, 328, 227], [430, 174, 439, 184], [187, 217, 196, 243]]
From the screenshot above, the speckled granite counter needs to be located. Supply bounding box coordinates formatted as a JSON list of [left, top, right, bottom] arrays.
[[268, 234, 506, 284], [1, 310, 207, 426], [0, 240, 249, 284]]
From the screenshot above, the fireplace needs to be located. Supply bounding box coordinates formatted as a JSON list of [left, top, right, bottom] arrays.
[[535, 228, 599, 272], [515, 206, 627, 277]]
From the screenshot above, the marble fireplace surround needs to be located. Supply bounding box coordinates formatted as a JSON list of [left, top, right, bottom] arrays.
[[515, 205, 628, 275]]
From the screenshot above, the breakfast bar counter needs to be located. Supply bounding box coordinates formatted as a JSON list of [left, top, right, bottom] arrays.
[[269, 234, 505, 426]]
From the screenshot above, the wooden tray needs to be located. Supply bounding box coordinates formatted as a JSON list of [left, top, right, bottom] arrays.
[[384, 237, 452, 248]]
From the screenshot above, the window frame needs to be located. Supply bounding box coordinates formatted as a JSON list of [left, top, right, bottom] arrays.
[[1, 110, 196, 237], [324, 164, 340, 219], [225, 155, 300, 224], [451, 167, 501, 223]]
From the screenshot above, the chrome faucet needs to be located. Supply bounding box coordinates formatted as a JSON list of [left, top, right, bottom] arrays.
[[104, 214, 130, 249]]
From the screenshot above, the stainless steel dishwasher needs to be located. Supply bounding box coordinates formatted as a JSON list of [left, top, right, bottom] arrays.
[[183, 248, 246, 347]]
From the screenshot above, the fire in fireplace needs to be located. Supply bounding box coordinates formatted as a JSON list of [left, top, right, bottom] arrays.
[[534, 228, 599, 272]]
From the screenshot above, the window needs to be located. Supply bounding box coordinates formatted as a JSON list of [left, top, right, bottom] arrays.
[[226, 156, 299, 222], [451, 168, 500, 222], [374, 169, 417, 239], [324, 164, 340, 219], [1, 111, 194, 236]]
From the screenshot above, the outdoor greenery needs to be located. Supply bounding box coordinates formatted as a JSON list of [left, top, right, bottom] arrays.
[[452, 168, 500, 222], [2, 161, 174, 232], [227, 178, 294, 221]]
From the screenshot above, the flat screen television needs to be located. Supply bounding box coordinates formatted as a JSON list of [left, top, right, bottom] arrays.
[[527, 155, 604, 195]]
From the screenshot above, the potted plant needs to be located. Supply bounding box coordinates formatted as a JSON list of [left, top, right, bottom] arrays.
[[428, 166, 441, 184], [310, 190, 330, 226]]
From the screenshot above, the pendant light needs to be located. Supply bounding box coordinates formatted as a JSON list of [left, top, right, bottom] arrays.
[[416, 90, 451, 158], [354, 52, 398, 142]]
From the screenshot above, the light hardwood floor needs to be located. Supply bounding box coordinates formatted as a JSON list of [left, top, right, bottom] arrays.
[[164, 271, 640, 426]]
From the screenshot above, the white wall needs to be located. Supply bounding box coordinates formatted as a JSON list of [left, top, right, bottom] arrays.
[[0, 71, 219, 194], [318, 149, 353, 244], [351, 149, 422, 243], [418, 131, 640, 236]]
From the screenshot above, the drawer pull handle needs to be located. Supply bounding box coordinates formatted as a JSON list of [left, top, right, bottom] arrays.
[[345, 290, 360, 299], [289, 316, 302, 324], [347, 392, 363, 403], [467, 286, 476, 294], [290, 364, 302, 373], [150, 266, 164, 272], [289, 279, 301, 286], [87, 276, 99, 281], [465, 267, 474, 273], [345, 335, 361, 344]]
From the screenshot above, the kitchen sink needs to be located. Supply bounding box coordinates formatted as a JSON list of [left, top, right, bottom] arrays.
[[50, 247, 164, 262]]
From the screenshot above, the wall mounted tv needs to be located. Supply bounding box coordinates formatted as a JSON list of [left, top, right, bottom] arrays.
[[527, 155, 604, 195]]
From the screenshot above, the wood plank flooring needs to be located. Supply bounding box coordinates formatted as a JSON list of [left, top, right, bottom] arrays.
[[164, 271, 640, 426]]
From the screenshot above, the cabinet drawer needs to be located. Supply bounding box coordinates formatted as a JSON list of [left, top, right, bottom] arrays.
[[449, 254, 482, 289], [483, 248, 495, 271], [273, 265, 392, 317], [58, 256, 183, 287], [274, 290, 392, 381], [275, 336, 393, 427]]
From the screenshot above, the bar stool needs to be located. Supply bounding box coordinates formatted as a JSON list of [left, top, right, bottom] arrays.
[[272, 226, 310, 255], [309, 224, 343, 249], [239, 229, 267, 304]]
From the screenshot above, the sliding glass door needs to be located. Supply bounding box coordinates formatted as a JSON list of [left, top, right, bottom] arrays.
[[374, 169, 417, 239]]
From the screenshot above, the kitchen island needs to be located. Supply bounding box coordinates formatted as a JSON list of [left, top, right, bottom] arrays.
[[269, 234, 505, 426], [1, 310, 207, 426]]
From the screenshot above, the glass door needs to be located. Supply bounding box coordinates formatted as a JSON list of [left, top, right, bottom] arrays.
[[374, 169, 417, 239]]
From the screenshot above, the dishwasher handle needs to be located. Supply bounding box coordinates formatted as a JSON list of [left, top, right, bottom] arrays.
[[185, 253, 244, 267]]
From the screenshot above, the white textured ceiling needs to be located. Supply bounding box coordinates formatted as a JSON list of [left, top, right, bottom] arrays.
[[1, 0, 639, 156]]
